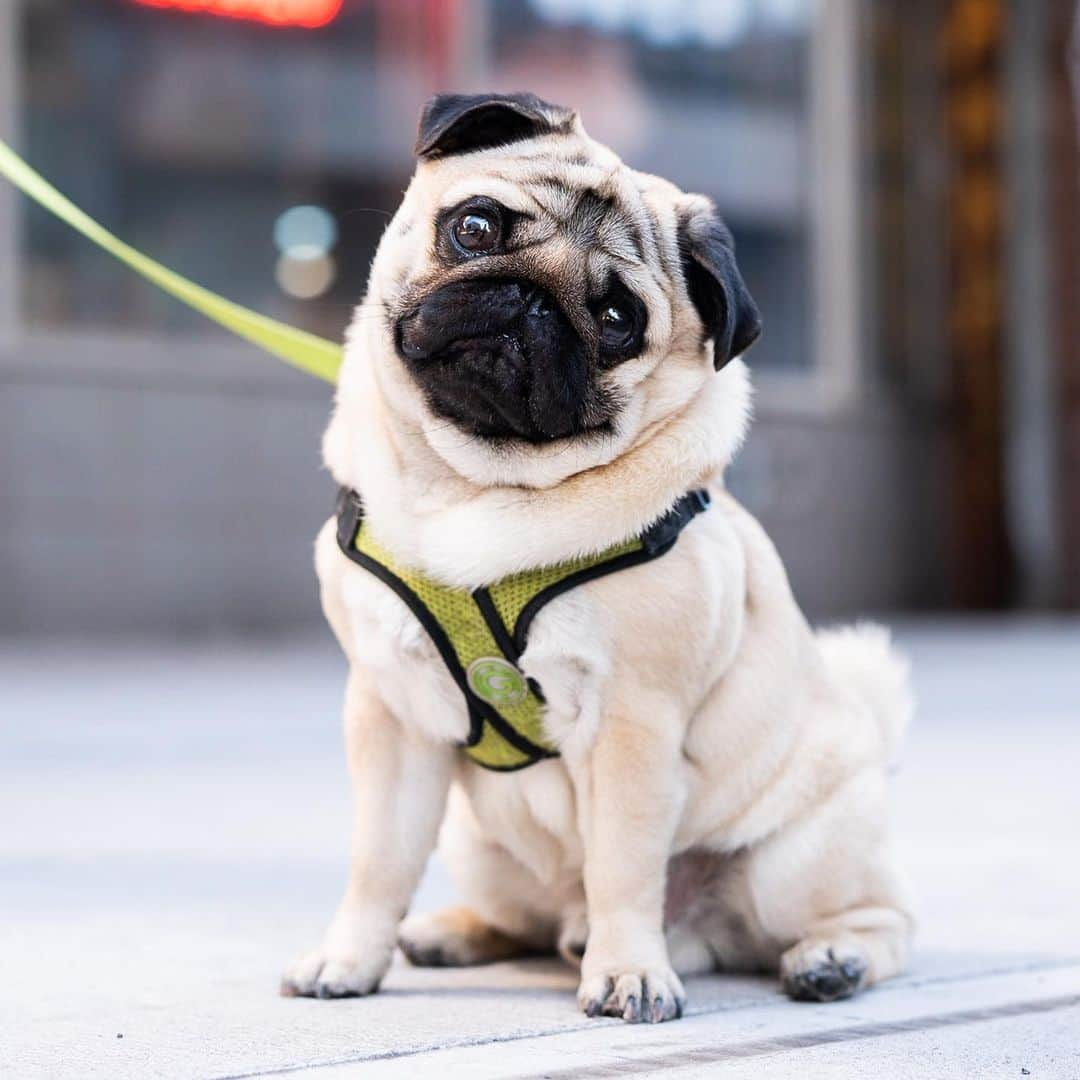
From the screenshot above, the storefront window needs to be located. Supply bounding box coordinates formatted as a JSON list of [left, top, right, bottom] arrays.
[[15, 0, 815, 369]]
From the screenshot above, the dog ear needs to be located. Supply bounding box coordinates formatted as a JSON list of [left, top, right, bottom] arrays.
[[678, 201, 762, 370], [415, 92, 576, 159]]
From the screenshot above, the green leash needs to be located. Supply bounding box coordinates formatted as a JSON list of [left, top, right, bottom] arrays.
[[0, 138, 343, 384]]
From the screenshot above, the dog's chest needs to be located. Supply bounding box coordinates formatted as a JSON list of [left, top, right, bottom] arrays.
[[341, 567, 610, 754]]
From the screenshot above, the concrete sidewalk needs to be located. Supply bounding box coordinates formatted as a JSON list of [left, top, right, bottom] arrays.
[[2, 620, 1079, 1077]]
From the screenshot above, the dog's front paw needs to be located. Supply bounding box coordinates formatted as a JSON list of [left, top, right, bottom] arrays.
[[780, 938, 869, 1003], [577, 964, 685, 1023], [281, 913, 395, 999], [280, 945, 387, 999]]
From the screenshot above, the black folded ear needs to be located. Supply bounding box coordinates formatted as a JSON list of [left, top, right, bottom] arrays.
[[415, 92, 576, 159], [678, 203, 762, 370]]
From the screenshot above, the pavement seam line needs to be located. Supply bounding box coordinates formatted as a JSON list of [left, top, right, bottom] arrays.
[[511, 992, 1080, 1078]]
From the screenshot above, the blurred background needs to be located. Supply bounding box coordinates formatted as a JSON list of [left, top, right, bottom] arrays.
[[5, 7, 1080, 1073], [0, 0, 1077, 631]]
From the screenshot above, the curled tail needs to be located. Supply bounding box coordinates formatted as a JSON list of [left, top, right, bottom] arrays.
[[816, 622, 913, 762]]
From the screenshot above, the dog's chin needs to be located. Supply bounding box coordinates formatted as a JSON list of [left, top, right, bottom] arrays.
[[418, 384, 642, 491]]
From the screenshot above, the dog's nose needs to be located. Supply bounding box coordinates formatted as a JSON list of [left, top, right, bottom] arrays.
[[396, 279, 560, 363], [490, 280, 552, 320]]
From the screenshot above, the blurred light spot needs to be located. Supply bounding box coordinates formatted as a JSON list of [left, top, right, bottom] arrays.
[[273, 205, 337, 258], [275, 251, 336, 299], [131, 0, 344, 29]]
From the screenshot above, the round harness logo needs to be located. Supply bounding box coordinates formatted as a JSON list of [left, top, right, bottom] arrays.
[[467, 657, 528, 707]]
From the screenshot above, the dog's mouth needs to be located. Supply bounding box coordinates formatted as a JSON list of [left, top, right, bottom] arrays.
[[415, 333, 591, 443]]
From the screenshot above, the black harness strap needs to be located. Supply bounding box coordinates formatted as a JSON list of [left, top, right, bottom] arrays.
[[510, 489, 711, 655]]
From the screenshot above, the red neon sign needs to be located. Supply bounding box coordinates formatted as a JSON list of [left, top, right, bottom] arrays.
[[131, 0, 344, 29]]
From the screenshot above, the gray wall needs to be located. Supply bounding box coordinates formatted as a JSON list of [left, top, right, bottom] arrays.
[[0, 339, 333, 634]]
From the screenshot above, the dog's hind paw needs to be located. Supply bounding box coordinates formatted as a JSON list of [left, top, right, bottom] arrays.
[[399, 906, 536, 967], [780, 939, 868, 1003]]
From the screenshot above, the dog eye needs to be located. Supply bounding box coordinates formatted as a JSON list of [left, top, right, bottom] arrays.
[[599, 305, 632, 349], [451, 211, 499, 255]]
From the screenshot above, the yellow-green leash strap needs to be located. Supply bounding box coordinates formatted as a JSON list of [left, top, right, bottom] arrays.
[[0, 138, 343, 385]]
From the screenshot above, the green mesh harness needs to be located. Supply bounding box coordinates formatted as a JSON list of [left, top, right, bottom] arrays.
[[335, 487, 710, 771]]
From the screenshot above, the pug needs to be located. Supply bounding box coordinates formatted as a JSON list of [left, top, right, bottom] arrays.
[[282, 92, 914, 1023]]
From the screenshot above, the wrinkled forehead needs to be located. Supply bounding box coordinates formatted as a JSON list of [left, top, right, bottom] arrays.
[[409, 135, 681, 297]]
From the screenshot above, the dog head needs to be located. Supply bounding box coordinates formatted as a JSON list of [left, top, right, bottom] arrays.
[[350, 92, 761, 487]]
